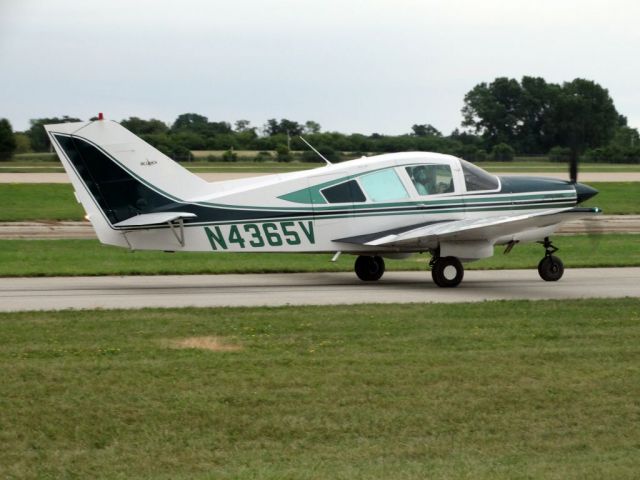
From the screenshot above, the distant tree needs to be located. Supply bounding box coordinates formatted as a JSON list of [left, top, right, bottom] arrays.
[[304, 120, 321, 134], [462, 76, 620, 158], [516, 77, 561, 152], [411, 124, 441, 137], [0, 119, 17, 160], [449, 128, 482, 146], [584, 144, 640, 164], [253, 151, 273, 162], [27, 116, 82, 152], [548, 146, 571, 163], [208, 121, 233, 135], [490, 143, 515, 161], [610, 126, 640, 149], [234, 119, 252, 132], [235, 129, 258, 146], [221, 149, 238, 162], [263, 119, 280, 136], [121, 117, 168, 135], [171, 131, 207, 150], [548, 79, 619, 172], [280, 119, 303, 136], [462, 77, 523, 148], [582, 125, 640, 165], [263, 119, 303, 136], [171, 113, 209, 131], [171, 113, 232, 139], [14, 132, 31, 153], [275, 144, 291, 162]]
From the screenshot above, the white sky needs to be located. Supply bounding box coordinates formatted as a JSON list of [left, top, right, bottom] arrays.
[[1, 0, 639, 134]]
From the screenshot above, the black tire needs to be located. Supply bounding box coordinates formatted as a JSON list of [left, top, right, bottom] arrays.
[[538, 255, 564, 281], [431, 256, 464, 288], [354, 255, 385, 281]]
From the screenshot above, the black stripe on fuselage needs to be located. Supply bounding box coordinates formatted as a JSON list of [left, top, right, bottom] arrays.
[[52, 133, 576, 229]]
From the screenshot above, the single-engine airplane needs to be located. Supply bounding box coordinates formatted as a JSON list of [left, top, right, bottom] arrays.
[[45, 117, 600, 287]]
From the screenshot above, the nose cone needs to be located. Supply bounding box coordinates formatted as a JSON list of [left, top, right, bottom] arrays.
[[575, 182, 598, 203]]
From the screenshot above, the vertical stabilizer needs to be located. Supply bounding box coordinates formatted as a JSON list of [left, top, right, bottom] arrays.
[[45, 119, 211, 246]]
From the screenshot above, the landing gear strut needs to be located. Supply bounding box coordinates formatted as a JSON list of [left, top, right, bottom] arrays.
[[354, 255, 385, 281], [537, 237, 564, 282], [430, 255, 464, 288]]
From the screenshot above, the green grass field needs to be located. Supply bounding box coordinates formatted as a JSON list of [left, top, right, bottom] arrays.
[[0, 182, 638, 222], [0, 183, 83, 221], [1, 299, 639, 478], [1, 235, 638, 277]]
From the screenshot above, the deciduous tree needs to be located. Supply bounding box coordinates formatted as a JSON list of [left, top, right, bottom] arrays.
[[0, 119, 17, 160], [27, 116, 82, 152]]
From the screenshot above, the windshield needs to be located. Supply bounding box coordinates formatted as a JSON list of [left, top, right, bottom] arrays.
[[460, 160, 500, 192]]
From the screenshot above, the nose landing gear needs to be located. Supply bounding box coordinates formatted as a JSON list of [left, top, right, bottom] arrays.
[[537, 237, 564, 281]]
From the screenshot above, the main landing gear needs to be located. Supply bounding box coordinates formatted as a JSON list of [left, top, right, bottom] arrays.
[[430, 255, 464, 288], [354, 255, 385, 281], [537, 237, 564, 282]]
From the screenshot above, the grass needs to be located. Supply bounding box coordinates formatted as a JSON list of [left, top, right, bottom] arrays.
[[1, 299, 639, 478], [581, 183, 639, 214], [0, 234, 638, 277], [9, 152, 58, 162], [0, 182, 637, 222], [0, 183, 83, 221]]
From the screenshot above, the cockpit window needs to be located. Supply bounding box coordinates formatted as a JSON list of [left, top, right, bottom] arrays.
[[460, 160, 499, 192], [359, 169, 409, 202], [405, 165, 454, 196], [321, 180, 366, 203]]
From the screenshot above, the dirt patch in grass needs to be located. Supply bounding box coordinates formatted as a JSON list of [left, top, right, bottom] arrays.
[[169, 336, 242, 352]]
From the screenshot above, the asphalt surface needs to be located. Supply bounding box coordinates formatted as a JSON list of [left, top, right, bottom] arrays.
[[1, 268, 638, 312], [2, 172, 640, 183]]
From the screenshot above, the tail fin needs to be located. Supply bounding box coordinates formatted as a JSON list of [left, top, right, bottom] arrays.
[[45, 120, 210, 246]]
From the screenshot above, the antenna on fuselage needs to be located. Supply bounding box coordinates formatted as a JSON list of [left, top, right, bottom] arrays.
[[299, 136, 332, 166]]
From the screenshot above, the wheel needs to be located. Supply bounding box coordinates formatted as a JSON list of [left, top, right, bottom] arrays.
[[538, 255, 564, 281], [354, 255, 385, 281], [431, 256, 464, 288]]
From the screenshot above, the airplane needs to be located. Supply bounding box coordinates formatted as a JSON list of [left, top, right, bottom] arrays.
[[44, 116, 600, 288]]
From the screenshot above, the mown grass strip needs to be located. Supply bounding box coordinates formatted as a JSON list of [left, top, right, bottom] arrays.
[[0, 234, 638, 277], [0, 182, 638, 222], [1, 299, 639, 479], [0, 183, 83, 221]]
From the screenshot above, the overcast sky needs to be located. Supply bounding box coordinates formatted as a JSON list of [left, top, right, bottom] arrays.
[[1, 0, 639, 135]]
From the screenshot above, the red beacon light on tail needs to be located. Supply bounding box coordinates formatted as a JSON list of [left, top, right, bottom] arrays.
[[97, 112, 104, 120]]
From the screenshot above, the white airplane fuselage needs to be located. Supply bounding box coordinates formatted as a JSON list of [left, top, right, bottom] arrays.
[[44, 120, 599, 285]]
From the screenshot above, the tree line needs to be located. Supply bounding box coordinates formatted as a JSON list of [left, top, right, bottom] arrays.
[[1, 76, 639, 164]]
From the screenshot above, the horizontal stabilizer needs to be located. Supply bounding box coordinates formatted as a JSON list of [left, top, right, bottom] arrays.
[[113, 212, 197, 228]]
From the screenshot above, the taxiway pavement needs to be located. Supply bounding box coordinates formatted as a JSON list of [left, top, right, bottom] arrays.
[[1, 268, 638, 312]]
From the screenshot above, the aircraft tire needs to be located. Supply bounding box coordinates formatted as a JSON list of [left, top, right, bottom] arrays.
[[538, 255, 564, 281], [354, 255, 385, 281], [431, 256, 464, 288]]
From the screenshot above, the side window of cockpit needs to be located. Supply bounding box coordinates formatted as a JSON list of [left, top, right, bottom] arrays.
[[460, 160, 499, 192], [359, 169, 409, 202], [321, 180, 366, 203], [405, 165, 454, 196]]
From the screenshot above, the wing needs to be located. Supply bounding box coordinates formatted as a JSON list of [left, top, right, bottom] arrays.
[[335, 207, 601, 249]]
